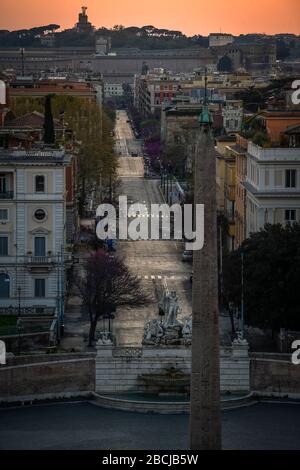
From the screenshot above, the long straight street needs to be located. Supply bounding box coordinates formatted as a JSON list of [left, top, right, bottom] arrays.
[[113, 110, 192, 346]]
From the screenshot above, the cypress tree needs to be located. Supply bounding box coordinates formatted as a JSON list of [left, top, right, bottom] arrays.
[[43, 94, 55, 145]]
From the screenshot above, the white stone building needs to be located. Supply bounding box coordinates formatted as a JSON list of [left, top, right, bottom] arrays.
[[0, 148, 73, 325], [104, 83, 124, 98], [222, 100, 243, 134], [243, 142, 300, 237], [209, 33, 234, 48]]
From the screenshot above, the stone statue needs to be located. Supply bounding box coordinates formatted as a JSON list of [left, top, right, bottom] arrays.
[[143, 319, 164, 345], [182, 315, 192, 344], [233, 330, 248, 345], [143, 290, 194, 346], [97, 331, 113, 346], [164, 291, 180, 328]]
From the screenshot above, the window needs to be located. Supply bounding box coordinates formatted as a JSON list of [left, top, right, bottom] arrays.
[[0, 273, 10, 298], [285, 210, 296, 223], [0, 236, 8, 256], [285, 170, 296, 188], [0, 174, 7, 194], [0, 209, 8, 221], [35, 279, 45, 298], [35, 175, 45, 193], [34, 237, 46, 257]]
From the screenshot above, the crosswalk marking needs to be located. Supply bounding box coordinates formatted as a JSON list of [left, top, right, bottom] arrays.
[[137, 274, 190, 281]]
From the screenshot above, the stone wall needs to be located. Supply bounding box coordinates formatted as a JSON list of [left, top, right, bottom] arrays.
[[0, 354, 95, 399], [2, 349, 300, 402], [96, 343, 250, 394], [250, 355, 300, 398], [0, 332, 51, 353]]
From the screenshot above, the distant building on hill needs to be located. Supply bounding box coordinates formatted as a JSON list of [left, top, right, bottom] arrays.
[[209, 33, 234, 48], [75, 6, 94, 34]]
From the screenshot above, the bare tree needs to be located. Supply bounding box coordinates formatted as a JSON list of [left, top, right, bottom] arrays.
[[74, 250, 150, 346]]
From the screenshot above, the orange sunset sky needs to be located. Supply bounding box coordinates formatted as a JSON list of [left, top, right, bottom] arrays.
[[0, 0, 299, 36]]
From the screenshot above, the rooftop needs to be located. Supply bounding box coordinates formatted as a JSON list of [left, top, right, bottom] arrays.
[[0, 147, 72, 164], [247, 141, 300, 162], [284, 124, 300, 135], [1, 111, 64, 131]]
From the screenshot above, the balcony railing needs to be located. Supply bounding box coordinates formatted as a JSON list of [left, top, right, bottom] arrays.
[[0, 306, 56, 316], [25, 254, 73, 265], [0, 190, 14, 199], [26, 256, 55, 265]]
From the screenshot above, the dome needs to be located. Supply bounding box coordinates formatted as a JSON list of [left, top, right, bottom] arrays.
[[0, 80, 6, 105]]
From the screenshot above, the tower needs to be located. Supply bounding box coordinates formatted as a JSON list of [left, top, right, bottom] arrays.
[[76, 6, 93, 33], [189, 69, 222, 450]]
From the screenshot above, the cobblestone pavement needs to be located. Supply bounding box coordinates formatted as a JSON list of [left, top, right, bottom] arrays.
[[0, 402, 300, 450]]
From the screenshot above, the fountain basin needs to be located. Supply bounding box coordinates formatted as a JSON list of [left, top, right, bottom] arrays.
[[91, 391, 255, 415]]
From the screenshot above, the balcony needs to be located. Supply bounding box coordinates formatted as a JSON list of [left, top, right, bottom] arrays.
[[26, 255, 56, 264], [25, 256, 56, 271], [25, 254, 73, 267], [0, 190, 14, 199]]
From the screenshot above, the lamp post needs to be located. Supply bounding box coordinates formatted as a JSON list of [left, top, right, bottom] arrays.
[[17, 287, 22, 356], [240, 251, 245, 338]]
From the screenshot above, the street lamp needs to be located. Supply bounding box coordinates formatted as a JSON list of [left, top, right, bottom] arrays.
[[240, 251, 245, 339], [17, 287, 22, 355]]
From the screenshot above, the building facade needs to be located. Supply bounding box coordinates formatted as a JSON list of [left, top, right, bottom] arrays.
[[244, 142, 300, 237], [209, 33, 234, 48], [222, 100, 243, 134], [0, 148, 73, 328], [134, 70, 183, 118], [104, 83, 124, 98]]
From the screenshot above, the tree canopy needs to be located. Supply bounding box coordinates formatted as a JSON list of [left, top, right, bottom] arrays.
[[11, 95, 118, 212], [223, 223, 300, 332]]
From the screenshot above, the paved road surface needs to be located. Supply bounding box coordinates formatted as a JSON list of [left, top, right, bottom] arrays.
[[118, 156, 144, 178], [1, 402, 300, 450], [115, 110, 142, 157], [113, 110, 193, 346], [115, 177, 192, 345], [62, 109, 231, 349]]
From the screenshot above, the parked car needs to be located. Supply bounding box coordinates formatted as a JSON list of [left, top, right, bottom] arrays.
[[182, 250, 193, 262]]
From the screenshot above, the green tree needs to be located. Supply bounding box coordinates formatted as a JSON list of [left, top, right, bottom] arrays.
[[43, 94, 55, 144], [223, 223, 300, 333], [11, 96, 118, 212], [164, 143, 187, 177]]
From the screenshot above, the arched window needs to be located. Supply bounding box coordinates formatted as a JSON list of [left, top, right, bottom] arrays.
[[0, 273, 10, 298]]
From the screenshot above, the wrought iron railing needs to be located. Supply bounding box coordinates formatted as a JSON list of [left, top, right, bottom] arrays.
[[0, 191, 14, 199]]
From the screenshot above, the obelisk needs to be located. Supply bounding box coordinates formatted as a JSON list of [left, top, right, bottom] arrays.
[[189, 73, 222, 450]]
